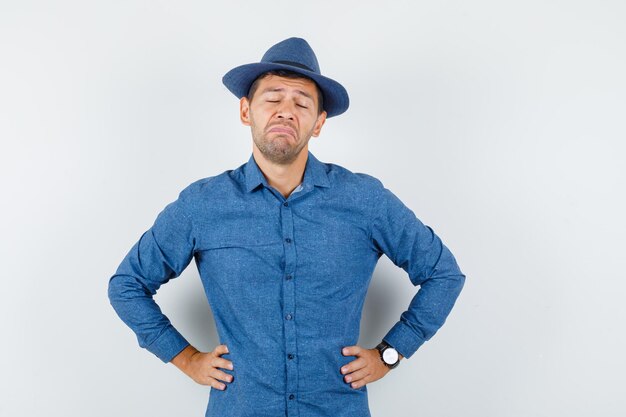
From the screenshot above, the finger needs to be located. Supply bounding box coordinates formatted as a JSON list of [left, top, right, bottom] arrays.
[[342, 345, 362, 356], [213, 356, 234, 370], [206, 376, 228, 390], [340, 357, 367, 375], [349, 375, 371, 389], [209, 368, 234, 384], [214, 344, 230, 356], [344, 367, 370, 384]]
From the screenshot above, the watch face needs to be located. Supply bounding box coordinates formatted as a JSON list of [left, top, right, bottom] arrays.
[[382, 347, 399, 364]]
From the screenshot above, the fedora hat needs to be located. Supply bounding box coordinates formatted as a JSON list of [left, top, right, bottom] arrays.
[[222, 37, 349, 118]]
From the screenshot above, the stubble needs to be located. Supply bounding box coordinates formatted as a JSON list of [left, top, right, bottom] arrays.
[[249, 109, 314, 166]]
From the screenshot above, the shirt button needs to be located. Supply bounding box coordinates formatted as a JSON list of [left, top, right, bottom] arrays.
[[283, 202, 289, 207], [285, 313, 293, 320], [285, 238, 292, 243], [286, 274, 292, 280], [289, 394, 295, 400], [288, 354, 294, 360]]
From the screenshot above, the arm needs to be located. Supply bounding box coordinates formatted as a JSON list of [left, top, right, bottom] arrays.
[[107, 187, 196, 363], [107, 184, 239, 390], [370, 179, 466, 360]]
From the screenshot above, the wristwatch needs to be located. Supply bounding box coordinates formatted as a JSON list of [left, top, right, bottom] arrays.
[[375, 341, 400, 369]]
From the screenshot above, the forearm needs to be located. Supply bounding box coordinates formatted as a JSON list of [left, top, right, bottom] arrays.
[[383, 244, 466, 359], [108, 271, 190, 363]]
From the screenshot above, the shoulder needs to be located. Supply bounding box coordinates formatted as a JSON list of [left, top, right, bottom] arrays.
[[325, 161, 414, 218], [178, 176, 216, 199], [323, 160, 385, 193], [175, 169, 237, 204]]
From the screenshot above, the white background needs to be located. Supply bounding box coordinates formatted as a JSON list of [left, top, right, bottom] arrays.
[[1, 1, 625, 416]]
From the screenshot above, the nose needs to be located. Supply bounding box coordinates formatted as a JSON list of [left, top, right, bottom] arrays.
[[276, 101, 296, 120]]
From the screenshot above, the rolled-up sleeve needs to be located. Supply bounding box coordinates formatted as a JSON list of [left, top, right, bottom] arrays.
[[369, 179, 466, 359], [108, 186, 196, 363]]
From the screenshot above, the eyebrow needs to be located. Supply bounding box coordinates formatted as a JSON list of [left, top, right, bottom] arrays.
[[260, 87, 314, 101]]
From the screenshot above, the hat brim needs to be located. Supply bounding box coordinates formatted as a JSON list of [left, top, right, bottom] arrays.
[[222, 62, 349, 118]]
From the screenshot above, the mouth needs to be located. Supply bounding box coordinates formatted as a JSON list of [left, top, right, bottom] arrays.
[[268, 125, 296, 138]]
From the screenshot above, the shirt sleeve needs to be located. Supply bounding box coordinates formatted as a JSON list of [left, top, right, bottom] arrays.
[[369, 179, 466, 359], [107, 186, 197, 363]]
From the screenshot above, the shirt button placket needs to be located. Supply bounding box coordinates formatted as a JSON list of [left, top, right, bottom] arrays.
[[281, 198, 299, 416]]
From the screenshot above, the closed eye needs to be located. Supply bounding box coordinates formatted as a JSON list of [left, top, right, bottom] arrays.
[[266, 99, 308, 109]]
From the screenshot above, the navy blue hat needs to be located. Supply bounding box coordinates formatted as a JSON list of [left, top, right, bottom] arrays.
[[222, 37, 349, 118]]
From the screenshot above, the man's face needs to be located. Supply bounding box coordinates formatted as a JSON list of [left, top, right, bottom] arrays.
[[240, 74, 327, 165]]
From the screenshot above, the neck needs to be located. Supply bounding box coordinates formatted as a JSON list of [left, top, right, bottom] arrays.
[[252, 145, 308, 199]]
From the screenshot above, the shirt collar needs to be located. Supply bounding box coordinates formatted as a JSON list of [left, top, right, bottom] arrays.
[[243, 150, 330, 193]]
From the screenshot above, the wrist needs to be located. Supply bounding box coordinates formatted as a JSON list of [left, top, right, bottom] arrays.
[[171, 344, 199, 372], [375, 341, 401, 369]]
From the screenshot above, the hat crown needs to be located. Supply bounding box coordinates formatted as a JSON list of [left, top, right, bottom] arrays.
[[260, 37, 321, 74]]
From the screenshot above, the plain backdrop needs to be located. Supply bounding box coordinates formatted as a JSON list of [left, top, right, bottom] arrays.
[[1, 1, 625, 416]]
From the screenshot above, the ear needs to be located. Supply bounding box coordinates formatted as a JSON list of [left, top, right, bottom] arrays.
[[240, 97, 251, 126], [311, 110, 327, 137]]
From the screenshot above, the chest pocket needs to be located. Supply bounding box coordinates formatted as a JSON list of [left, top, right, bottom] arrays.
[[194, 218, 284, 282], [194, 210, 282, 250]]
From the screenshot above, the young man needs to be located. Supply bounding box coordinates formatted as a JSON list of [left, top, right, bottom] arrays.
[[108, 37, 466, 417]]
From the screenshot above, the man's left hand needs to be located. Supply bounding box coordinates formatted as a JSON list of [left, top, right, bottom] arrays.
[[340, 345, 403, 389]]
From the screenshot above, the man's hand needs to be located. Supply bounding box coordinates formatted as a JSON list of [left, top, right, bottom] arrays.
[[171, 344, 234, 390], [340, 345, 403, 389]]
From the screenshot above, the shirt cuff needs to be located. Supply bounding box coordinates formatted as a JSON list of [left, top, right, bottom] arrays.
[[146, 325, 191, 363], [382, 319, 426, 360]]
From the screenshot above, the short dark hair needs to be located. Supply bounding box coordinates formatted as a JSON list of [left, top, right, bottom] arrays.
[[246, 69, 325, 115]]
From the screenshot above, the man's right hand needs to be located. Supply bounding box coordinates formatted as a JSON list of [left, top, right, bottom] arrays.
[[171, 344, 234, 390]]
